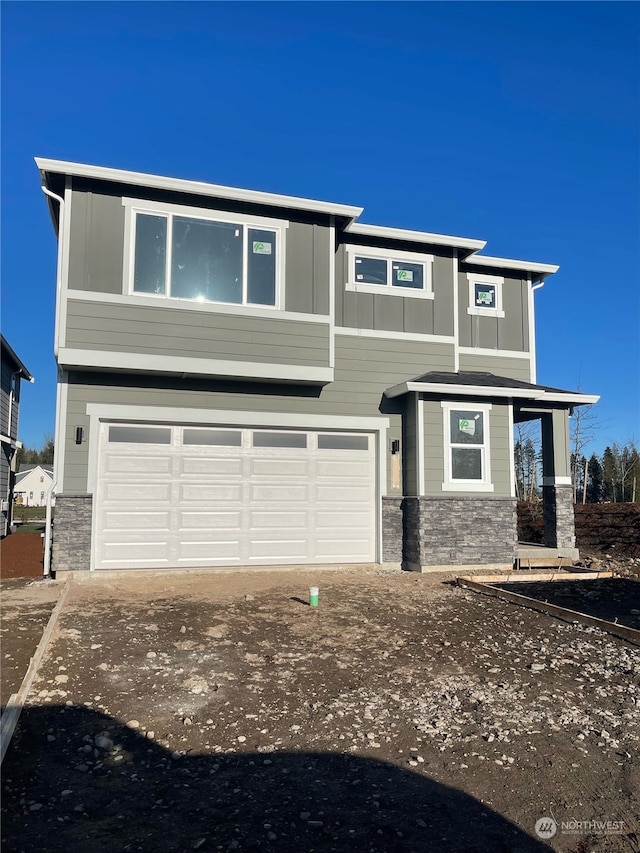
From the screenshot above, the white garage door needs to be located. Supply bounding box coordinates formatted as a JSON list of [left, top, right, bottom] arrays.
[[94, 423, 377, 570]]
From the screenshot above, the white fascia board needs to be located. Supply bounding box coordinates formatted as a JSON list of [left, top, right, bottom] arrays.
[[0, 434, 23, 449], [346, 221, 486, 252], [384, 381, 600, 406], [57, 348, 333, 385], [35, 157, 363, 222], [464, 254, 559, 277]]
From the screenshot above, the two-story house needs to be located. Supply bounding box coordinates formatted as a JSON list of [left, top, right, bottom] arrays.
[[1, 335, 34, 537], [36, 158, 598, 575]]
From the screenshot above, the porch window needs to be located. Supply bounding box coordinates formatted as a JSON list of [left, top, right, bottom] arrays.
[[442, 402, 493, 491], [346, 246, 434, 299]]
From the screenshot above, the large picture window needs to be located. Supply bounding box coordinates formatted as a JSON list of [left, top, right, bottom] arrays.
[[346, 246, 434, 299], [442, 402, 493, 491], [127, 202, 284, 308]]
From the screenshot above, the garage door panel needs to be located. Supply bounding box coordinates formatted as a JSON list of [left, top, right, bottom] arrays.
[[178, 540, 241, 561], [250, 458, 308, 477], [249, 539, 308, 559], [179, 483, 243, 502], [105, 482, 172, 502], [178, 511, 242, 529], [95, 423, 377, 569], [180, 457, 243, 476], [250, 484, 309, 502], [106, 455, 172, 475], [250, 511, 308, 529], [102, 511, 170, 530]]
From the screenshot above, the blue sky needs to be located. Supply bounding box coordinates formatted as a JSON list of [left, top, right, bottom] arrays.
[[2, 1, 639, 456]]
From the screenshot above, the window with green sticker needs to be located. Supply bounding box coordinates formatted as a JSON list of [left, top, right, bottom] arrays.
[[131, 208, 281, 307], [442, 404, 493, 490], [348, 247, 434, 297]]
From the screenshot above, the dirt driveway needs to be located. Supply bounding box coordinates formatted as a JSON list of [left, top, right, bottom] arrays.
[[2, 568, 639, 853]]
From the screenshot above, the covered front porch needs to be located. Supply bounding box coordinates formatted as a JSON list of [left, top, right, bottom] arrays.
[[382, 370, 599, 572]]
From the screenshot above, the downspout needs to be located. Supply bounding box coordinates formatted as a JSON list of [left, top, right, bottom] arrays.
[[41, 186, 65, 359], [41, 184, 64, 575]]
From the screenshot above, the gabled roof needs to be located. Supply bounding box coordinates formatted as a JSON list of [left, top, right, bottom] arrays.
[[385, 370, 599, 406], [15, 465, 54, 484], [1, 335, 34, 382]]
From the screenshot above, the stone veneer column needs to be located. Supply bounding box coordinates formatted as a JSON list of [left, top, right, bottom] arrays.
[[381, 497, 403, 564], [52, 494, 93, 573], [542, 484, 576, 550]]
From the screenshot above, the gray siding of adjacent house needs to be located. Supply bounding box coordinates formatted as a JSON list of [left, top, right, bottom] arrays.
[[422, 399, 512, 498], [458, 271, 529, 352], [334, 246, 455, 337], [458, 352, 532, 383], [61, 335, 454, 494], [65, 298, 331, 368], [1, 360, 20, 439], [66, 189, 332, 317]]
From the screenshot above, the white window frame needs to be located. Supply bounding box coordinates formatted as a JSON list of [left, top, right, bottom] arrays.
[[122, 198, 288, 310], [466, 273, 504, 318], [441, 401, 494, 492], [346, 245, 434, 299]]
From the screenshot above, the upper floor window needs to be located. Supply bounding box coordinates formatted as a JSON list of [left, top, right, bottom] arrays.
[[345, 246, 434, 299], [124, 199, 287, 308], [466, 273, 504, 318]]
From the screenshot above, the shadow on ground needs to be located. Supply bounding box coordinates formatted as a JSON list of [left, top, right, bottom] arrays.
[[2, 705, 553, 853]]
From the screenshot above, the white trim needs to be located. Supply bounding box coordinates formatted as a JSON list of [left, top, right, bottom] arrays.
[[329, 219, 336, 369], [453, 250, 459, 373], [508, 403, 515, 498], [0, 434, 22, 450], [441, 401, 493, 491], [122, 196, 290, 231], [543, 476, 572, 486], [464, 254, 559, 276], [345, 221, 486, 252], [345, 245, 434, 299], [466, 272, 504, 319], [416, 393, 425, 495], [59, 181, 72, 352], [36, 157, 363, 221], [58, 348, 333, 384], [458, 346, 532, 362], [528, 275, 537, 383], [385, 380, 599, 406], [335, 327, 455, 345], [53, 370, 68, 491], [123, 200, 287, 310], [67, 289, 329, 325]]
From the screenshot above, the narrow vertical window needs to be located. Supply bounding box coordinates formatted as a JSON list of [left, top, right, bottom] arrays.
[[247, 228, 276, 305], [134, 214, 167, 294]]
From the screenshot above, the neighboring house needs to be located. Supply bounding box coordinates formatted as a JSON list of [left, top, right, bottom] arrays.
[[13, 464, 55, 508], [36, 158, 598, 575], [1, 336, 34, 537]]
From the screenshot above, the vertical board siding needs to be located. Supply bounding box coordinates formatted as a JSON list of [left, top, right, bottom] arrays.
[[68, 191, 125, 294], [458, 272, 529, 353]]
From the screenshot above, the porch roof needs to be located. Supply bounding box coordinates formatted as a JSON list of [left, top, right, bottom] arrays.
[[384, 370, 599, 406]]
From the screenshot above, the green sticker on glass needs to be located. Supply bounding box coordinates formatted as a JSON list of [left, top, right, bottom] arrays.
[[396, 269, 413, 282], [458, 418, 475, 436], [253, 241, 272, 255]]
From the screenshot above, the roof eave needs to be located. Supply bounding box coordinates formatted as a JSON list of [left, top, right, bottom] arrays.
[[35, 157, 364, 223], [0, 335, 34, 382], [345, 221, 486, 253], [384, 381, 599, 406], [463, 253, 560, 281]]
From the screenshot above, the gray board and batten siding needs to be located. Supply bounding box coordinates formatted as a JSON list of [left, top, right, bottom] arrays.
[[458, 266, 530, 353], [66, 186, 333, 317], [335, 243, 455, 337], [60, 335, 454, 496]]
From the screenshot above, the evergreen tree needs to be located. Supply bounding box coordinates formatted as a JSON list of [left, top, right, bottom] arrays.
[[586, 453, 604, 503]]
